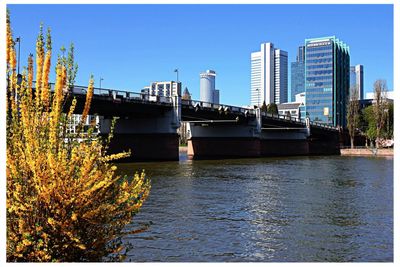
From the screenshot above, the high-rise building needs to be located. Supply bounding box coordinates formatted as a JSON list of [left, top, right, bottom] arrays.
[[250, 42, 288, 107], [296, 45, 305, 62], [350, 64, 364, 100], [274, 49, 288, 104], [305, 36, 350, 127], [200, 70, 219, 104], [290, 45, 305, 102]]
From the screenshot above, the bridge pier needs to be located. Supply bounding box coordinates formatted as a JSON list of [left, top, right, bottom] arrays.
[[186, 122, 260, 160], [188, 137, 260, 160], [101, 132, 179, 162], [259, 129, 309, 156], [98, 96, 181, 162]]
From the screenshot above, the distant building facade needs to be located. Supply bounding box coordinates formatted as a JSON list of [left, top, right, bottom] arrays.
[[305, 36, 350, 127], [277, 102, 301, 119], [67, 115, 99, 134], [182, 87, 191, 100], [365, 91, 394, 100], [200, 70, 219, 104], [141, 81, 182, 98], [250, 42, 288, 107], [350, 64, 364, 100], [295, 92, 306, 119], [290, 45, 305, 102]]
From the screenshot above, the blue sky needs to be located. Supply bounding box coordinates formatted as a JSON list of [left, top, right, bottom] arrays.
[[7, 4, 393, 106]]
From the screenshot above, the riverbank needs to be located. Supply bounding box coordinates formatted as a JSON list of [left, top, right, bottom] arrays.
[[340, 148, 393, 156]]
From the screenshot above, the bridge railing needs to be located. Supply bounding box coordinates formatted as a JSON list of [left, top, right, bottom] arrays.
[[182, 99, 257, 116], [72, 85, 174, 104], [262, 112, 306, 124], [35, 82, 337, 131], [261, 111, 338, 131], [36, 82, 174, 105], [309, 121, 337, 130]]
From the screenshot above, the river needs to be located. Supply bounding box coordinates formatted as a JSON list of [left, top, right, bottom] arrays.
[[116, 154, 393, 262]]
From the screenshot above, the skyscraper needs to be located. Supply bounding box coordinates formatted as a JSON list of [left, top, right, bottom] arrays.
[[305, 36, 350, 127], [350, 64, 364, 100], [296, 45, 305, 62], [250, 42, 288, 107], [200, 70, 219, 104], [290, 45, 305, 102], [274, 49, 288, 104]]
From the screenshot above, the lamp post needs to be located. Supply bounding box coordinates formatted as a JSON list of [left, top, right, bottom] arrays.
[[174, 68, 179, 82], [15, 37, 21, 74], [255, 88, 260, 107], [99, 77, 104, 89]]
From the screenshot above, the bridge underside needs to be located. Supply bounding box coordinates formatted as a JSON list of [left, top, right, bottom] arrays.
[[187, 137, 339, 160], [187, 119, 340, 160], [101, 133, 179, 162]]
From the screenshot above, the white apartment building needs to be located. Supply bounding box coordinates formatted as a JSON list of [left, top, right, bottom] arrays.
[[251, 42, 288, 107], [141, 81, 182, 97], [151, 81, 181, 97], [67, 114, 99, 134]]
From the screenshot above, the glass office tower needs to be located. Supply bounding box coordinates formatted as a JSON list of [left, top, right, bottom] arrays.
[[305, 36, 350, 127], [290, 46, 305, 102]]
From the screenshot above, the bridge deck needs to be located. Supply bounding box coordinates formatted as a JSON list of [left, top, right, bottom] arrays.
[[52, 83, 339, 132]]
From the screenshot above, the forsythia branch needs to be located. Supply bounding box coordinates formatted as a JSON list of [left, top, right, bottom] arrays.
[[6, 12, 150, 262]]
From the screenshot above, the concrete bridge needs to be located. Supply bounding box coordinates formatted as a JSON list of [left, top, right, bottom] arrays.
[[63, 84, 342, 161]]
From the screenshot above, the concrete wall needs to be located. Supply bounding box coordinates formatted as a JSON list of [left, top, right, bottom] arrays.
[[187, 120, 341, 159], [188, 137, 260, 160], [102, 133, 179, 162]]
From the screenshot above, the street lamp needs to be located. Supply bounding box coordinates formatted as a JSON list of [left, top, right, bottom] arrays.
[[255, 88, 260, 107], [99, 77, 104, 89], [174, 68, 179, 82]]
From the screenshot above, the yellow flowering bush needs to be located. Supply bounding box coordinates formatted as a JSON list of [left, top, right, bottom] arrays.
[[6, 11, 150, 262]]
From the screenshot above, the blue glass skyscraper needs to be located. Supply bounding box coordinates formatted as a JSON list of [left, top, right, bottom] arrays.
[[291, 46, 305, 102], [305, 36, 350, 127]]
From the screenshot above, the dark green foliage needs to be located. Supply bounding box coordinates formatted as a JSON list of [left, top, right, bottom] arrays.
[[267, 103, 278, 115], [260, 101, 268, 112]]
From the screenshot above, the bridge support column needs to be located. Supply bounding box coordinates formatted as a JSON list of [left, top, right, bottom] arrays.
[[307, 126, 341, 155], [100, 132, 179, 162], [187, 120, 260, 160], [188, 137, 260, 160], [98, 96, 181, 161], [260, 129, 309, 156]]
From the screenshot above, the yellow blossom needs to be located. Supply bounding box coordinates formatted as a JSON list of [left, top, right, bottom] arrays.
[[6, 11, 150, 262]]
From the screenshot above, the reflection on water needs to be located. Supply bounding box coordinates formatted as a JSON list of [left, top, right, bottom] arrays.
[[116, 155, 393, 262]]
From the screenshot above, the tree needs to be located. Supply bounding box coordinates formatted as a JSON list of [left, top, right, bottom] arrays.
[[260, 100, 268, 112], [361, 105, 377, 147], [346, 86, 360, 148], [6, 12, 150, 262], [384, 102, 394, 139], [373, 79, 389, 148], [267, 103, 278, 115]]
